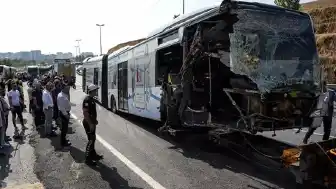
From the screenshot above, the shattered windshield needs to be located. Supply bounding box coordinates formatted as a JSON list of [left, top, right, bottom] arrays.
[[228, 9, 320, 93]]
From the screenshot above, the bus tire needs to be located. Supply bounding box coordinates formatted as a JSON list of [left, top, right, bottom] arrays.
[[110, 96, 117, 113]]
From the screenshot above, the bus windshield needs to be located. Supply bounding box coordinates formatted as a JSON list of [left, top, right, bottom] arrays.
[[228, 9, 319, 92]]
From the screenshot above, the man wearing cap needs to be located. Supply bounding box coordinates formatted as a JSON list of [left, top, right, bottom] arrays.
[[57, 84, 71, 148], [82, 84, 103, 165]]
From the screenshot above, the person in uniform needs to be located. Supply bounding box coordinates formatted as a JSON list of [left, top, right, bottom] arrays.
[[303, 82, 334, 144], [82, 84, 103, 165]]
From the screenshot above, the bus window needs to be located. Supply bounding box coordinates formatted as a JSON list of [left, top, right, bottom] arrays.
[[156, 44, 183, 86]]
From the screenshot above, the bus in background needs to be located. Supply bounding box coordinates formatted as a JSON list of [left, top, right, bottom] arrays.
[[53, 59, 76, 85], [81, 55, 108, 106], [27, 65, 39, 80]]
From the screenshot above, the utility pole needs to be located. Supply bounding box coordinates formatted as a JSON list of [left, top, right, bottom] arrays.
[[74, 45, 79, 61], [96, 24, 105, 55], [75, 39, 81, 61], [182, 0, 185, 14]]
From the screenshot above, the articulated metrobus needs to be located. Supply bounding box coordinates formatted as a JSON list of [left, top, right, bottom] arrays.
[[82, 0, 319, 131]]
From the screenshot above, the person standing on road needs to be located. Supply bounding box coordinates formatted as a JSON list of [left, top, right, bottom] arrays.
[[52, 79, 62, 127], [7, 82, 26, 138], [0, 83, 10, 142], [303, 82, 334, 144], [32, 82, 44, 129], [42, 82, 57, 137], [57, 84, 71, 148], [27, 82, 33, 113], [82, 84, 103, 165]]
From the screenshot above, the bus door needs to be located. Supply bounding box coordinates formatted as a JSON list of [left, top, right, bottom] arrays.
[[117, 61, 128, 110], [93, 68, 99, 96]]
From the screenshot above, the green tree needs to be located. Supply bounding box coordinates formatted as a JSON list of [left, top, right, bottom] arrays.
[[274, 0, 301, 10]]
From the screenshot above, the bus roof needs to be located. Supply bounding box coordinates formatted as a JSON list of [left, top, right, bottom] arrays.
[[106, 0, 310, 62], [27, 65, 38, 68], [147, 4, 219, 38], [87, 55, 104, 63]]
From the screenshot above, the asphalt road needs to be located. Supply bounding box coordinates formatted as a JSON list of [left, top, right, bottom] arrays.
[[0, 76, 334, 189]]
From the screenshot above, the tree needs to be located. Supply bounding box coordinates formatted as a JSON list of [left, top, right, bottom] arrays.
[[274, 0, 301, 10]]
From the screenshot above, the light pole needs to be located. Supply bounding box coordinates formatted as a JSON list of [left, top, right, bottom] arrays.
[[74, 45, 79, 61], [182, 0, 185, 14], [75, 39, 81, 61], [96, 24, 104, 55]]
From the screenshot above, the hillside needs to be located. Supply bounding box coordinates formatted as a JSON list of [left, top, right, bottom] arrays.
[[303, 0, 336, 82], [302, 0, 336, 10]]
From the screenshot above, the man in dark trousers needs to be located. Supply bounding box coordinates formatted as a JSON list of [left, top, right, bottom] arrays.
[[303, 82, 334, 144], [82, 84, 103, 165], [32, 82, 44, 129], [52, 79, 62, 128], [57, 84, 71, 148]]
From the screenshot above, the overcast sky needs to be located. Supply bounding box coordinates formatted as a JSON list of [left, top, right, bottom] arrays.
[[0, 0, 314, 55]]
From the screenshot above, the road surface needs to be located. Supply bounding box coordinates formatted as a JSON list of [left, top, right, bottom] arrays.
[[0, 77, 334, 189]]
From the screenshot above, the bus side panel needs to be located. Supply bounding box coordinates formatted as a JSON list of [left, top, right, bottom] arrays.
[[127, 52, 161, 121]]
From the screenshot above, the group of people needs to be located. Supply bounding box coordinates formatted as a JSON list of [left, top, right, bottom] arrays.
[[0, 72, 103, 166]]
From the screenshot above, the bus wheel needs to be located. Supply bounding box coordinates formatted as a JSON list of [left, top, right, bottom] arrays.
[[110, 96, 117, 113]]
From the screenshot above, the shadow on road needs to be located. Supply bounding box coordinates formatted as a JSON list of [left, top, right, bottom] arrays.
[[70, 146, 143, 189], [117, 113, 296, 189]]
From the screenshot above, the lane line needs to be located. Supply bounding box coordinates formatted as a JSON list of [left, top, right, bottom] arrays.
[[70, 113, 166, 189], [292, 128, 336, 138]]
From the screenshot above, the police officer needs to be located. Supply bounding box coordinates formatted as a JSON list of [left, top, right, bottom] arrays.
[[303, 81, 334, 144], [82, 84, 103, 165]]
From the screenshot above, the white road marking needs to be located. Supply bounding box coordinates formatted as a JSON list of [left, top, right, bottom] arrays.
[[70, 113, 166, 189], [292, 128, 336, 138]]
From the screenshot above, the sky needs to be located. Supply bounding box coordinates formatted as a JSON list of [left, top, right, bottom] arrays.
[[0, 0, 314, 55]]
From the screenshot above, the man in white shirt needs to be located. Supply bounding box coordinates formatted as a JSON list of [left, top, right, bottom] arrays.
[[57, 85, 71, 147], [7, 82, 26, 138], [42, 82, 56, 137], [27, 82, 33, 113]]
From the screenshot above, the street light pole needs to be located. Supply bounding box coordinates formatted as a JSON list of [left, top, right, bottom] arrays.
[[96, 24, 105, 55], [74, 45, 79, 61], [182, 0, 185, 14], [75, 39, 81, 61]]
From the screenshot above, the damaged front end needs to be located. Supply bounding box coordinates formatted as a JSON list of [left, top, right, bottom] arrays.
[[162, 0, 321, 134]]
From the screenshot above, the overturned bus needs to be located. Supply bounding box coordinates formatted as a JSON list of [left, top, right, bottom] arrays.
[[161, 0, 322, 135]]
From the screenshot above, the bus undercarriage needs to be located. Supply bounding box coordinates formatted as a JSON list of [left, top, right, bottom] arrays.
[[159, 0, 336, 188]]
